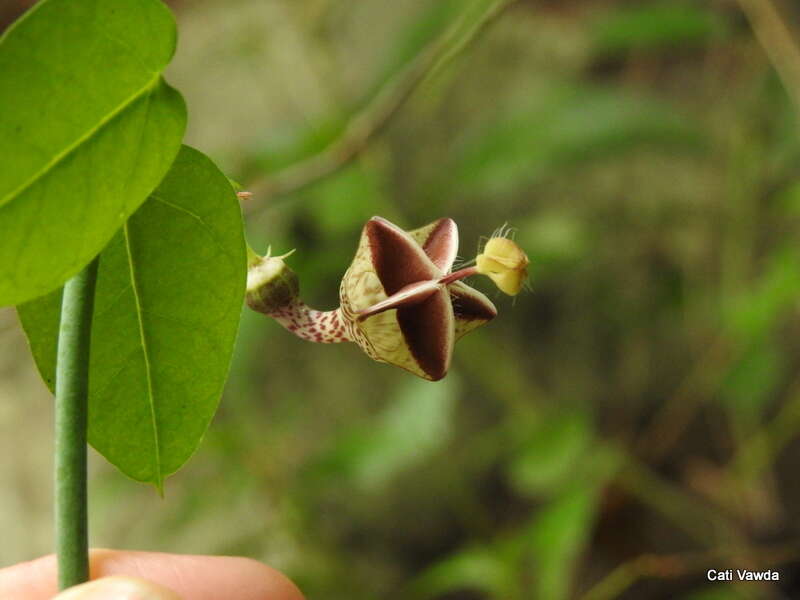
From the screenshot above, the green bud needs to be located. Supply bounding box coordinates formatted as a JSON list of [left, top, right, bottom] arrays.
[[246, 251, 299, 314]]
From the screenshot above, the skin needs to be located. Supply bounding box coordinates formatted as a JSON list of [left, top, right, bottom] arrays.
[[0, 550, 304, 600]]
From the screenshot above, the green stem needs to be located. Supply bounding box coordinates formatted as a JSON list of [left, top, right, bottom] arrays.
[[54, 257, 100, 590]]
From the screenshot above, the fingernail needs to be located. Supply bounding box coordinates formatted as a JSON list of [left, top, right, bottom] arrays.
[[54, 575, 182, 599]]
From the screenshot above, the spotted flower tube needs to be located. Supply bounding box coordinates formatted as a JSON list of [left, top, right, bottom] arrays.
[[246, 216, 528, 381]]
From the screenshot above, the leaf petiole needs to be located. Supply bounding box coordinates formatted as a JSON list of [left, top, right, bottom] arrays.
[[54, 256, 99, 589]]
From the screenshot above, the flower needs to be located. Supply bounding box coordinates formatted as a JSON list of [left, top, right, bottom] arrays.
[[339, 216, 497, 380], [247, 216, 527, 381], [476, 236, 529, 296]]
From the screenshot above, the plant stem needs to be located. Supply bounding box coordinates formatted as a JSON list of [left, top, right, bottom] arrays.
[[54, 257, 100, 590], [738, 0, 800, 110]]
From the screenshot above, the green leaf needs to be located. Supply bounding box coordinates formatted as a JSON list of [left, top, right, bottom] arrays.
[[723, 245, 800, 344], [722, 343, 782, 420], [0, 0, 186, 306], [19, 146, 246, 488], [408, 545, 516, 599], [520, 445, 618, 600], [528, 482, 600, 600]]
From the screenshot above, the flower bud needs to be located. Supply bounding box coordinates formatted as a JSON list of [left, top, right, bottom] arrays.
[[475, 237, 529, 296], [246, 252, 299, 315]]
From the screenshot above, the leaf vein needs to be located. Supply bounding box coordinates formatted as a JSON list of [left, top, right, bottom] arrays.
[[0, 72, 161, 210], [92, 282, 133, 320], [150, 194, 237, 264], [123, 223, 163, 488]]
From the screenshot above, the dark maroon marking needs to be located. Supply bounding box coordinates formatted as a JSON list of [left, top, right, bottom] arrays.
[[397, 288, 452, 381], [450, 284, 497, 322], [366, 217, 438, 295], [267, 301, 350, 344], [422, 218, 457, 271]]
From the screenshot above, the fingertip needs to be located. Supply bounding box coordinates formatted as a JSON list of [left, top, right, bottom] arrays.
[[0, 554, 57, 599], [54, 575, 181, 599], [90, 551, 304, 600], [0, 551, 304, 600], [220, 557, 305, 600]]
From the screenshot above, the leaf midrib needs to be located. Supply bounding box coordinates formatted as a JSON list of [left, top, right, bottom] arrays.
[[123, 222, 163, 489], [0, 72, 161, 209]]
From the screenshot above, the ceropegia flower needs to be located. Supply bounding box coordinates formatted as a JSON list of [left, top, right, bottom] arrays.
[[247, 216, 527, 381]]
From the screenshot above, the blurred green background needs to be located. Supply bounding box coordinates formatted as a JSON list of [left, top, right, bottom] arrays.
[[4, 0, 800, 598]]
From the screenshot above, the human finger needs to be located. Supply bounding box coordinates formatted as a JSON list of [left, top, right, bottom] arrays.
[[0, 550, 304, 600]]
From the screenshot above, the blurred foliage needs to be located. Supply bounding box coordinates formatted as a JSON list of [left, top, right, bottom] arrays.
[[5, 0, 800, 598], [591, 3, 727, 56]]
